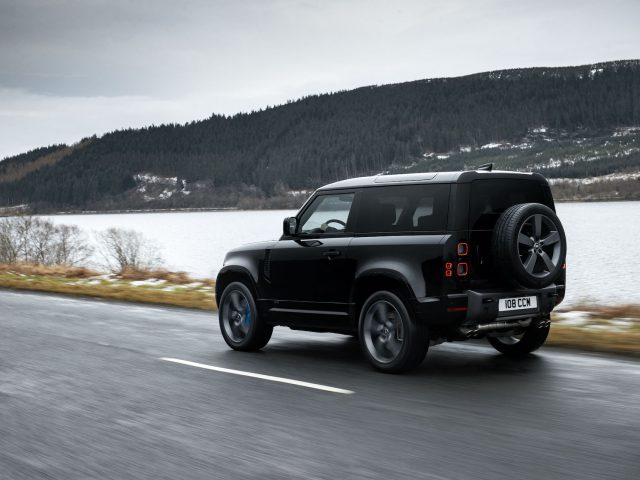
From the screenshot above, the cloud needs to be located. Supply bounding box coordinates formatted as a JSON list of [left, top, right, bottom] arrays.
[[0, 82, 341, 159], [0, 87, 199, 159], [0, 0, 639, 158]]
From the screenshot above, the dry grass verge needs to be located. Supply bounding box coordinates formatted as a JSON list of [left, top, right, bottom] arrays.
[[549, 304, 640, 356], [0, 265, 217, 311], [0, 262, 100, 278], [117, 267, 215, 287]]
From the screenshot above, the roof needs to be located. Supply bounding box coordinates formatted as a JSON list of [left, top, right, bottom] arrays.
[[318, 170, 547, 190]]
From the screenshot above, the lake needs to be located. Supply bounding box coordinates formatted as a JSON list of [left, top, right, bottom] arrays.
[[43, 201, 640, 307]]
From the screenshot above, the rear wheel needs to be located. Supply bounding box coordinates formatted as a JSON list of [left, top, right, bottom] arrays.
[[358, 291, 428, 373], [487, 322, 550, 356], [219, 281, 273, 351]]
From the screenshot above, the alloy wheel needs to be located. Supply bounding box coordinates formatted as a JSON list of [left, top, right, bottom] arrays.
[[363, 300, 405, 364], [517, 214, 562, 278], [221, 289, 252, 342]]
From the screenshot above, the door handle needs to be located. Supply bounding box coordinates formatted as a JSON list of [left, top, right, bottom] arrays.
[[322, 250, 342, 259]]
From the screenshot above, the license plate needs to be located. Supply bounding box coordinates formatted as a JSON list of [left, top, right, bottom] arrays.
[[498, 296, 538, 312]]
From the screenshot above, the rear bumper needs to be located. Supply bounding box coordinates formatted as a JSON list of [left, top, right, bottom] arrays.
[[412, 284, 563, 333], [461, 284, 560, 324]]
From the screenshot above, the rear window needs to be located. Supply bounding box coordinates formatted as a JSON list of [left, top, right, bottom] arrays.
[[355, 184, 450, 234], [469, 179, 551, 230]]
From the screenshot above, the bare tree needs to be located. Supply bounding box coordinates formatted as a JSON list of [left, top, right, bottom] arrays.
[[97, 227, 163, 272], [0, 217, 20, 263], [0, 216, 35, 263], [13, 216, 34, 261], [0, 216, 93, 266], [29, 218, 57, 264], [52, 224, 93, 266]]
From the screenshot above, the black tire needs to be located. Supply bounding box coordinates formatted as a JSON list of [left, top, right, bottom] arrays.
[[219, 281, 273, 351], [487, 322, 550, 356], [492, 203, 567, 289], [358, 291, 428, 373]]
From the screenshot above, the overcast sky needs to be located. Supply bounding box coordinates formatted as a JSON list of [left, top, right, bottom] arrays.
[[1, 0, 639, 159]]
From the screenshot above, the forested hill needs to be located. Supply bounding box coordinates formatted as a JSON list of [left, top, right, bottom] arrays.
[[1, 60, 640, 212]]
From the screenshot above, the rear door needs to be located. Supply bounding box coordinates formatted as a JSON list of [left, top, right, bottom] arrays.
[[467, 179, 553, 287]]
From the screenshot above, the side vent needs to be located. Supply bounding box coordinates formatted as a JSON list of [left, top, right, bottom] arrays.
[[263, 249, 272, 281]]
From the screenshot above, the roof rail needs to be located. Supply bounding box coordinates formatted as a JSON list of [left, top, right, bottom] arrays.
[[475, 162, 494, 171]]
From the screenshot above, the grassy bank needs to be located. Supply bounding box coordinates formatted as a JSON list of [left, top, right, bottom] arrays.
[[0, 264, 637, 357], [549, 305, 640, 356], [0, 264, 217, 311]]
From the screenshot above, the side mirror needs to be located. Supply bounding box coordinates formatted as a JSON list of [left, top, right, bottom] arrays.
[[283, 217, 298, 236]]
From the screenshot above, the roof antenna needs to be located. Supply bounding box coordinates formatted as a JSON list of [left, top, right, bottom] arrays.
[[476, 162, 494, 171]]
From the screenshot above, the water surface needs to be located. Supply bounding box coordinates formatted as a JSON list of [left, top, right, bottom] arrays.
[[43, 201, 640, 306]]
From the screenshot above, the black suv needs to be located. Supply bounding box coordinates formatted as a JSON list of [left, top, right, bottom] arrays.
[[216, 169, 567, 372]]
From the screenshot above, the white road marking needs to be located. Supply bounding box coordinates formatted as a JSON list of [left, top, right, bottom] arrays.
[[160, 357, 355, 394]]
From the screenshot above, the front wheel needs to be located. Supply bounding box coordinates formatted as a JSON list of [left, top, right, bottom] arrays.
[[358, 291, 428, 373], [219, 281, 273, 351], [487, 322, 550, 356]]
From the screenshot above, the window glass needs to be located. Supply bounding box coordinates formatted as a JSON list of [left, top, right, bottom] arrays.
[[412, 197, 434, 226], [299, 194, 354, 234], [356, 184, 450, 233], [469, 179, 549, 230]]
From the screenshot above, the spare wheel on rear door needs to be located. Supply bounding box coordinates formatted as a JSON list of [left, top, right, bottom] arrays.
[[492, 203, 567, 289]]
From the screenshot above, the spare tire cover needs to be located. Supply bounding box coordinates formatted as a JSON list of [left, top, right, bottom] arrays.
[[492, 203, 567, 289]]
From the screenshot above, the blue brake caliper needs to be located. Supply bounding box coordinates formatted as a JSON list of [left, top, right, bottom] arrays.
[[243, 304, 252, 330]]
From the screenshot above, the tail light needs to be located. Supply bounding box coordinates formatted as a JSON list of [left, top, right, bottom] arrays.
[[444, 241, 471, 278], [444, 262, 453, 277], [456, 262, 468, 276]]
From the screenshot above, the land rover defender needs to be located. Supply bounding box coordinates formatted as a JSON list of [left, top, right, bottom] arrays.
[[216, 168, 567, 372]]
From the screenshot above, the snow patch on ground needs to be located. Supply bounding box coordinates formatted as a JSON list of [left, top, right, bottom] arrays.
[[555, 311, 590, 326], [134, 173, 178, 186], [613, 126, 640, 137], [130, 279, 167, 287], [609, 319, 635, 328], [134, 173, 193, 202], [548, 172, 640, 185], [583, 324, 609, 331], [287, 190, 311, 196]]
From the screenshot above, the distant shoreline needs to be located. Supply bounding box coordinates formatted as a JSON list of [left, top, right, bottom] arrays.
[[42, 206, 242, 216], [554, 197, 640, 203], [1, 197, 638, 217], [1, 206, 243, 217]]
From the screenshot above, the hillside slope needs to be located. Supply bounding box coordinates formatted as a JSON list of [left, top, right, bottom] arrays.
[[1, 60, 639, 211]]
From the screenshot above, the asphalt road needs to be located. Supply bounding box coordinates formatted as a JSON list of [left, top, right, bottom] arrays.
[[1, 290, 639, 480]]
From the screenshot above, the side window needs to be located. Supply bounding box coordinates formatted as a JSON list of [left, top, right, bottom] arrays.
[[298, 193, 355, 235], [356, 184, 450, 234], [412, 196, 434, 227]]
